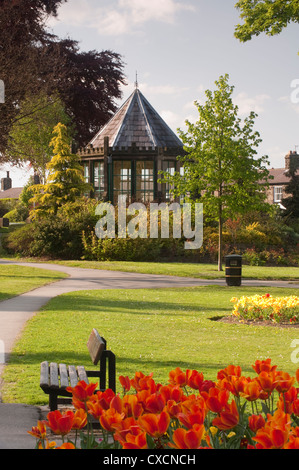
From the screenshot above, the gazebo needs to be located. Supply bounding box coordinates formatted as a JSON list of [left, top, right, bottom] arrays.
[[78, 85, 184, 204]]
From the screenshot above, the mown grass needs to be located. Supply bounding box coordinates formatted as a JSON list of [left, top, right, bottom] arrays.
[[45, 260, 299, 281], [0, 264, 68, 301], [2, 285, 298, 405]]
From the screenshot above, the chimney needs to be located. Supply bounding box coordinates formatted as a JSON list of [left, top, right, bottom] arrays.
[[285, 151, 299, 172], [1, 171, 12, 191]]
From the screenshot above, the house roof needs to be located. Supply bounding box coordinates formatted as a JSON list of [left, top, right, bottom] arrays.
[[88, 88, 183, 150], [0, 187, 23, 199], [268, 168, 299, 185]]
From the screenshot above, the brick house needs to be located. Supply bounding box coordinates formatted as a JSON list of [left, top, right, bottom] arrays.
[[266, 151, 299, 207]]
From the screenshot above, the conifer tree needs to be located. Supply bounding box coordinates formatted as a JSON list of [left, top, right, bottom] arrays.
[[30, 123, 91, 218]]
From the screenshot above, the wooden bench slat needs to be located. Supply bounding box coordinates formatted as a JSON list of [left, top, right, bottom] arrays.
[[87, 329, 105, 365], [59, 363, 69, 389], [68, 365, 79, 388], [77, 366, 89, 384], [40, 361, 49, 389], [49, 362, 59, 389]]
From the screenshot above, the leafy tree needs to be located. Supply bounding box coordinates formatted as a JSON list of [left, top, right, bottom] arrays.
[[54, 39, 126, 147], [161, 74, 271, 271], [234, 0, 299, 42], [0, 0, 67, 154], [30, 123, 91, 218], [281, 169, 299, 220], [7, 93, 72, 183], [0, 0, 126, 156]]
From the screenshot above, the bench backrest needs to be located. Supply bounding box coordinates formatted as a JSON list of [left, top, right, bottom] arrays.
[[87, 329, 106, 365]]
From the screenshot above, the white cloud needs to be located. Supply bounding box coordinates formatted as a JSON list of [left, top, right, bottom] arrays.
[[234, 92, 271, 116], [48, 0, 195, 35]]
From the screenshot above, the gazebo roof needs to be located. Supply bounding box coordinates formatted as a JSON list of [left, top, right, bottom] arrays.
[[88, 87, 183, 150]]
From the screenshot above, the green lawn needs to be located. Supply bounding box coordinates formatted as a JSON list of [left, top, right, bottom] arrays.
[[2, 285, 298, 405], [46, 260, 299, 280], [0, 264, 68, 301]]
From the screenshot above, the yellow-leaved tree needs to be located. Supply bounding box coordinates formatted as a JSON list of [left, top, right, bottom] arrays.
[[30, 122, 91, 218]]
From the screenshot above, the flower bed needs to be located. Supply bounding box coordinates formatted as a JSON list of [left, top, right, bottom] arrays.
[[29, 359, 299, 449], [230, 294, 299, 324]]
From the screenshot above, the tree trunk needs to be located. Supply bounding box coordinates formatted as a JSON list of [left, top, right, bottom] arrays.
[[218, 203, 223, 272]]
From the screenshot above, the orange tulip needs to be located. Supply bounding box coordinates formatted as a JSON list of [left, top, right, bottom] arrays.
[[122, 428, 148, 450], [28, 420, 47, 440], [257, 371, 277, 394], [159, 384, 185, 404], [201, 387, 230, 414], [130, 372, 156, 393], [122, 394, 143, 419], [186, 370, 204, 390], [274, 371, 295, 394], [177, 398, 206, 429], [169, 367, 187, 387], [100, 408, 125, 433], [119, 375, 131, 392], [66, 381, 97, 403], [296, 369, 299, 384], [56, 442, 76, 449], [87, 398, 104, 420], [212, 400, 239, 431], [113, 417, 140, 445], [72, 409, 87, 430], [144, 392, 165, 414], [252, 358, 277, 375], [92, 388, 115, 410], [241, 380, 261, 402], [138, 411, 170, 438], [253, 410, 291, 449], [217, 364, 242, 380], [46, 410, 74, 436], [248, 414, 265, 433], [170, 424, 206, 449], [165, 399, 182, 419]]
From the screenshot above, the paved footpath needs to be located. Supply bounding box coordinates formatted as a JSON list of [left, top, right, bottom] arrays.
[[0, 258, 298, 448]]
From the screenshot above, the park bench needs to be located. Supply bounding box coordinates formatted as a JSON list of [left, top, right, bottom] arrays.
[[40, 329, 116, 411]]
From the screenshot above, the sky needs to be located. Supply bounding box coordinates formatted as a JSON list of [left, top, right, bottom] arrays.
[[3, 0, 299, 187]]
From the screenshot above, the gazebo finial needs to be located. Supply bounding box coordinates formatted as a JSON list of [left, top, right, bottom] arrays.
[[135, 71, 139, 89]]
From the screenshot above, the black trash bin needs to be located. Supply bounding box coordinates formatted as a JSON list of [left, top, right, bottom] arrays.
[[225, 255, 242, 287]]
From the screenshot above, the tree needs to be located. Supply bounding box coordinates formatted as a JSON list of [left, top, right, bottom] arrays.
[[0, 0, 67, 154], [7, 93, 72, 183], [0, 0, 126, 156], [234, 0, 299, 42], [161, 74, 271, 271], [281, 169, 299, 220], [54, 39, 126, 147], [30, 123, 91, 218]]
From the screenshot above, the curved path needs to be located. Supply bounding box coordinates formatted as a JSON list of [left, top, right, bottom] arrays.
[[0, 258, 297, 448]]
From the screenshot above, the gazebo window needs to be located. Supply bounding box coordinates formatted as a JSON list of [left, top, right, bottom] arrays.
[[83, 162, 89, 184], [113, 161, 132, 204], [136, 161, 155, 202], [163, 161, 176, 201], [93, 161, 105, 199]]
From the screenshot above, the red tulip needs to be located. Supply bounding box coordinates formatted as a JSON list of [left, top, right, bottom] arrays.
[[46, 410, 74, 436]]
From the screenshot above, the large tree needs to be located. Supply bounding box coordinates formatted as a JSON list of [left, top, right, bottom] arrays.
[[161, 74, 271, 271], [7, 92, 72, 183], [0, 0, 67, 153], [0, 0, 126, 157], [234, 0, 299, 42]]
